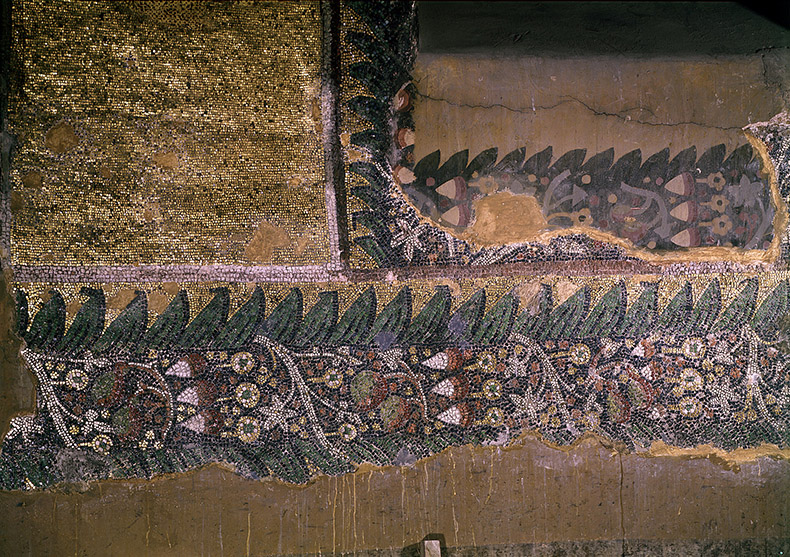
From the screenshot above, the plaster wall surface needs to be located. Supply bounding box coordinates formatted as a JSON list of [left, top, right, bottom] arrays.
[[0, 434, 788, 555]]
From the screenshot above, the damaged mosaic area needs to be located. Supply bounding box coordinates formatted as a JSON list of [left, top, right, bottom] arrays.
[[2, 276, 789, 488], [397, 142, 777, 252], [9, 0, 329, 267]]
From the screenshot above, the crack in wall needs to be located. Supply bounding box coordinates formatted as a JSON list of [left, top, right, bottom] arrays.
[[415, 91, 747, 132]]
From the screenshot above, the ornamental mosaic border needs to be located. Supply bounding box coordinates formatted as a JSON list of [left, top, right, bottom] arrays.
[[1, 276, 788, 488]]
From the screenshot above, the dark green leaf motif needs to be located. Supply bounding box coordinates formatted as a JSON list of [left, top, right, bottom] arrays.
[[355, 211, 392, 244], [578, 282, 626, 339], [355, 236, 392, 267], [367, 286, 412, 346], [449, 289, 486, 342], [474, 293, 517, 345], [346, 95, 389, 128], [413, 149, 441, 179], [688, 280, 721, 335], [543, 286, 589, 339], [514, 284, 553, 337], [656, 282, 692, 332], [179, 288, 229, 348], [141, 290, 189, 351], [609, 149, 642, 185], [57, 287, 105, 354], [713, 278, 758, 333], [92, 291, 147, 355], [434, 150, 468, 186], [580, 148, 614, 176], [617, 283, 657, 339], [349, 162, 388, 191], [328, 287, 376, 345], [752, 280, 789, 341], [493, 147, 526, 174], [403, 286, 451, 345], [523, 146, 553, 177], [213, 287, 266, 350], [696, 144, 726, 175], [549, 148, 586, 176], [260, 288, 302, 345], [293, 291, 339, 347], [25, 290, 65, 351], [463, 148, 498, 180], [668, 146, 697, 178]]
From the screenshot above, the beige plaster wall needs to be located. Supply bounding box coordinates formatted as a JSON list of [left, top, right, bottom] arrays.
[[412, 55, 784, 163]]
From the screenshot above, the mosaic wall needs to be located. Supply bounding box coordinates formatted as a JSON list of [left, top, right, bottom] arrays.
[[1, 0, 788, 489], [9, 0, 329, 268]]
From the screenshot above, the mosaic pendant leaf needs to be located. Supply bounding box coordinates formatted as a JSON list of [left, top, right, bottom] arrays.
[[578, 282, 626, 338], [368, 286, 412, 346], [56, 287, 105, 355], [92, 291, 146, 355], [179, 288, 229, 348], [261, 288, 302, 344], [25, 290, 65, 351], [328, 286, 376, 345], [514, 284, 553, 337], [617, 283, 657, 338], [449, 289, 486, 342], [656, 282, 692, 332], [403, 286, 451, 345], [687, 279, 721, 335], [355, 236, 392, 267], [213, 286, 266, 350], [142, 290, 189, 351], [474, 293, 518, 345], [349, 162, 388, 190], [751, 280, 789, 341], [293, 291, 339, 347], [713, 278, 758, 333], [543, 286, 589, 339]]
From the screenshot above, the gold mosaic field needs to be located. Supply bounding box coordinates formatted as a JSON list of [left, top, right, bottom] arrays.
[[9, 1, 329, 267]]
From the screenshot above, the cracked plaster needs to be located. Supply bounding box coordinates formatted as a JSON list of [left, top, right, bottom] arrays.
[[412, 55, 784, 162]]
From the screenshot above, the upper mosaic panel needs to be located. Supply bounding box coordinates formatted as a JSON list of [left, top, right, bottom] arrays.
[[342, 1, 789, 269], [9, 0, 329, 267]]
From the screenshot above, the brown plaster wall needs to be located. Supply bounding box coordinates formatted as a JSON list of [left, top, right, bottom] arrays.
[[412, 55, 783, 167], [0, 434, 787, 555]]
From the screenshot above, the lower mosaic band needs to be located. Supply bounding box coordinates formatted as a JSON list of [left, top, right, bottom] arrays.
[[2, 275, 788, 488]]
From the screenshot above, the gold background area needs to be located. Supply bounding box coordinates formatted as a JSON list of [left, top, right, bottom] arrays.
[[10, 0, 328, 267]]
